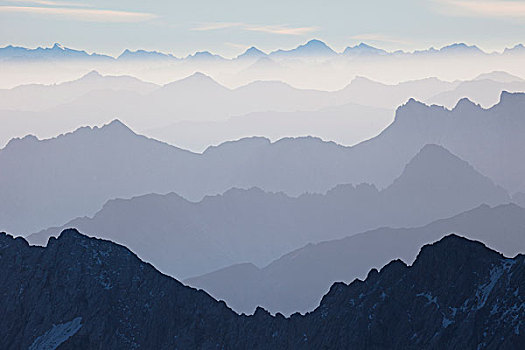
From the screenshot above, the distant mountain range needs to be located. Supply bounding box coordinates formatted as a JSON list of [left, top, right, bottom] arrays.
[[3, 92, 525, 234], [2, 230, 523, 348], [2, 40, 525, 62], [1, 69, 524, 151], [27, 144, 510, 279], [186, 203, 525, 315]]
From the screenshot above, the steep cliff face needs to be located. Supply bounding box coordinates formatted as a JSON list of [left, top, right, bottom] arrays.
[[1, 229, 523, 349]]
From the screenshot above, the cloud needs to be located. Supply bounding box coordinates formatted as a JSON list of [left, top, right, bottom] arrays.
[[191, 22, 318, 36], [349, 33, 414, 46], [224, 42, 250, 50], [435, 0, 525, 19], [244, 24, 318, 36], [0, 5, 158, 22], [192, 22, 243, 31], [5, 0, 90, 7]]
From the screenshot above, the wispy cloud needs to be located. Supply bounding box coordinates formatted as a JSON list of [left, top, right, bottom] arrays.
[[244, 24, 318, 36], [349, 33, 414, 46], [224, 42, 250, 50], [5, 0, 90, 7], [0, 5, 158, 22], [192, 22, 244, 31], [434, 0, 525, 19], [191, 22, 318, 36]]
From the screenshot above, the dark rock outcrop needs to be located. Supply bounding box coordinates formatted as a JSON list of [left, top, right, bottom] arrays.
[[1, 229, 523, 349]]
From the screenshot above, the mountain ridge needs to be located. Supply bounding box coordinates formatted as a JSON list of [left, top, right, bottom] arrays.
[[3, 41, 525, 61], [186, 203, 525, 315], [26, 143, 510, 279], [1, 229, 523, 348]]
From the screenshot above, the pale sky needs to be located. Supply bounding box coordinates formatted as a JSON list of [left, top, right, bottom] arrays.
[[1, 0, 524, 57]]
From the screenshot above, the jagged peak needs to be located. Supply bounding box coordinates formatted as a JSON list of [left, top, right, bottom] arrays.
[[55, 228, 84, 241], [2, 134, 39, 151], [163, 72, 223, 88], [436, 43, 485, 55], [402, 97, 430, 109], [270, 39, 336, 57], [237, 46, 267, 59], [343, 43, 386, 55], [413, 234, 503, 271], [389, 98, 447, 126], [389, 143, 477, 186], [403, 144, 466, 170], [80, 70, 103, 79], [0, 231, 30, 248], [186, 51, 224, 60], [52, 43, 65, 50], [99, 119, 133, 132], [498, 91, 525, 105], [300, 39, 335, 53], [453, 97, 479, 111]]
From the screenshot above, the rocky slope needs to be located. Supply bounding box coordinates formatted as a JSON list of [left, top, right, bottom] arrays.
[[1, 229, 523, 349]]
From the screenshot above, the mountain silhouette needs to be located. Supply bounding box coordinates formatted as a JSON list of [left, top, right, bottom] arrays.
[[27, 144, 509, 278], [146, 102, 393, 152], [474, 71, 524, 83], [186, 203, 525, 315], [367, 91, 525, 193], [117, 49, 178, 61], [0, 43, 114, 62], [3, 41, 524, 62], [3, 92, 525, 234], [427, 78, 525, 108], [237, 46, 267, 60], [2, 230, 523, 348], [343, 43, 388, 56], [3, 71, 522, 150], [269, 39, 337, 59], [0, 70, 158, 111]]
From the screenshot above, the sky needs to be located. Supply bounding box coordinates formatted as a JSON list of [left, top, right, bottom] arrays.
[[1, 0, 524, 57]]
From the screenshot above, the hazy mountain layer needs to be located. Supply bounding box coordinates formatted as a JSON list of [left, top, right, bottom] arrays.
[[186, 204, 525, 315], [27, 144, 509, 278], [2, 70, 524, 151], [1, 230, 523, 348], [2, 40, 525, 90], [3, 92, 524, 234]]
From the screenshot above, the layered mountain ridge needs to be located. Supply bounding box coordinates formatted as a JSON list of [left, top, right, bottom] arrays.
[[3, 92, 524, 234], [27, 143, 510, 279], [1, 230, 523, 349], [186, 203, 525, 315]]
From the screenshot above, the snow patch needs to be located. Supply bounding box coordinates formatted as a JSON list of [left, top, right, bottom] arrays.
[[442, 316, 454, 328], [29, 317, 82, 350], [475, 264, 504, 310], [416, 292, 439, 308]]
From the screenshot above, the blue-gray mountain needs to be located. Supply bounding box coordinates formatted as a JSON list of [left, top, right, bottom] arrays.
[[1, 230, 523, 349], [2, 41, 524, 62], [27, 144, 510, 279], [186, 203, 525, 315], [2, 91, 524, 235]]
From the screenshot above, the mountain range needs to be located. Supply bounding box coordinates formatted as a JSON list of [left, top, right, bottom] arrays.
[[186, 203, 525, 315], [3, 91, 525, 234], [2, 40, 525, 63], [1, 230, 523, 348], [1, 70, 524, 151], [27, 144, 510, 279]]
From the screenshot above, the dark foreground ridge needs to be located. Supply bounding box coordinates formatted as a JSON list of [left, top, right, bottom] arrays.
[[1, 229, 523, 349]]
